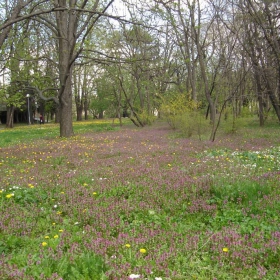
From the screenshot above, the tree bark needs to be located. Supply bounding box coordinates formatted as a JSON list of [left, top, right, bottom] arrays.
[[59, 71, 73, 136], [6, 105, 14, 128], [189, 3, 216, 139], [55, 0, 76, 137]]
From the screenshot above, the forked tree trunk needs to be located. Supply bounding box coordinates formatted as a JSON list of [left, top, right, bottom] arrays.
[[190, 5, 216, 140]]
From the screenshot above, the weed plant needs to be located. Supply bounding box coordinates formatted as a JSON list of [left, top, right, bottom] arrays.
[[0, 119, 280, 279]]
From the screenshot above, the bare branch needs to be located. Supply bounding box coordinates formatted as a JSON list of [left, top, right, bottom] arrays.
[[0, 7, 67, 31], [25, 86, 59, 104]]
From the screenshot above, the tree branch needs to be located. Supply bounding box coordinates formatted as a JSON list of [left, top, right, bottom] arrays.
[[25, 86, 59, 104], [0, 7, 67, 31]]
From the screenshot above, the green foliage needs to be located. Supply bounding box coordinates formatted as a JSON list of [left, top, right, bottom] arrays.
[[137, 110, 157, 126], [90, 96, 111, 116], [221, 113, 253, 134], [160, 93, 208, 138], [172, 111, 209, 138], [0, 82, 26, 110], [6, 250, 108, 279], [0, 235, 26, 254], [89, 76, 115, 118], [240, 106, 255, 118], [210, 180, 271, 205], [160, 93, 195, 124]]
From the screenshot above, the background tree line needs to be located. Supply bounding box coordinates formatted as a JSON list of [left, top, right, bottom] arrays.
[[0, 0, 279, 140]]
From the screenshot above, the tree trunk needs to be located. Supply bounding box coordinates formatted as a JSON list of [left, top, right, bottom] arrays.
[[6, 105, 14, 128], [98, 110, 104, 119], [56, 0, 76, 137], [189, 3, 215, 140], [59, 74, 74, 137], [254, 72, 265, 126], [76, 105, 83, 121], [84, 98, 89, 120], [266, 82, 280, 122]]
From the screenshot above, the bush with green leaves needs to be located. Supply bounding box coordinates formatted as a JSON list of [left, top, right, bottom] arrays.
[[160, 93, 207, 138]]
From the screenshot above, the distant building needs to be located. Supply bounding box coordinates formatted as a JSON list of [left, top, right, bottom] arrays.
[[0, 103, 27, 124], [0, 103, 7, 124]]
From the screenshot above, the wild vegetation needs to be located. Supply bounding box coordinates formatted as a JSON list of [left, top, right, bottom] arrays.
[[0, 118, 279, 279], [0, 0, 279, 138]]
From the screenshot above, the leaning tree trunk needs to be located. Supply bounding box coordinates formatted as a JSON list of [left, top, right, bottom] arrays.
[[266, 80, 280, 123]]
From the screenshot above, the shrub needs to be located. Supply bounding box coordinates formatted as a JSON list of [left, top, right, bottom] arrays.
[[160, 93, 207, 138], [137, 110, 157, 126]]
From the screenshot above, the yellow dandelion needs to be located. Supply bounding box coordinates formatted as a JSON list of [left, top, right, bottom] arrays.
[[6, 194, 13, 198], [83, 183, 88, 186], [59, 229, 64, 232], [92, 192, 97, 195], [139, 248, 147, 254], [54, 235, 59, 239], [223, 247, 229, 252], [42, 242, 48, 247], [44, 236, 50, 239], [125, 244, 131, 248]]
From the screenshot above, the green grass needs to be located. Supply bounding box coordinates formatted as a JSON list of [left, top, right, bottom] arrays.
[[0, 117, 280, 279], [0, 119, 124, 148]]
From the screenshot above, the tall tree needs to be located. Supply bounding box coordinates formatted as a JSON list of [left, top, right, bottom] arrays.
[[1, 0, 117, 136], [0, 0, 34, 48], [217, 0, 280, 124]]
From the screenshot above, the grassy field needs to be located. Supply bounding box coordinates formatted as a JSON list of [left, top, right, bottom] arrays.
[[0, 118, 280, 279]]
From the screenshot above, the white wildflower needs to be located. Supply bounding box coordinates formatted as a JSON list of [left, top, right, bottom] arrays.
[[129, 274, 140, 279]]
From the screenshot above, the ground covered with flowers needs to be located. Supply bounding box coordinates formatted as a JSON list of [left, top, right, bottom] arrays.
[[0, 120, 280, 279]]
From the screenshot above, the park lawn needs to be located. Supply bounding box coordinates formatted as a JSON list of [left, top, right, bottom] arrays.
[[0, 119, 280, 279]]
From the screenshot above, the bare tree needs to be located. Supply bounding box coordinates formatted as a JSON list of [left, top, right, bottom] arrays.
[[217, 0, 280, 124]]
